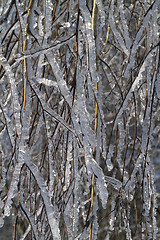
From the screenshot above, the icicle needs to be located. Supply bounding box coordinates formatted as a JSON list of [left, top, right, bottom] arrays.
[[106, 144, 114, 171], [64, 195, 74, 239], [119, 0, 132, 51], [65, 134, 73, 189], [0, 96, 14, 147], [71, 100, 83, 142], [102, 123, 107, 159], [96, 0, 106, 28], [3, 155, 24, 218], [116, 119, 126, 174], [0, 53, 21, 137], [109, 0, 129, 56], [91, 195, 99, 240], [0, 217, 4, 228], [79, 2, 100, 85], [76, 63, 97, 148], [95, 114, 102, 164], [0, 146, 7, 192], [109, 195, 116, 231], [122, 208, 132, 240], [151, 1, 159, 44], [73, 139, 81, 236], [44, 0, 53, 39], [45, 118, 57, 198], [47, 51, 73, 107]]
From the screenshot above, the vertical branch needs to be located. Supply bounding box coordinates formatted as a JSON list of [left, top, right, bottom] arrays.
[[23, 0, 33, 117], [144, 20, 148, 113], [64, 0, 70, 84], [90, 4, 110, 238], [106, 23, 110, 43], [52, 0, 58, 23], [138, 6, 148, 239], [89, 1, 97, 239]]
